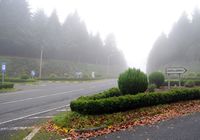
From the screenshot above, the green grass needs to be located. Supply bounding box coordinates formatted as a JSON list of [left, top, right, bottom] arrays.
[[0, 88, 17, 93], [8, 129, 32, 140], [53, 105, 164, 130], [32, 129, 64, 140]]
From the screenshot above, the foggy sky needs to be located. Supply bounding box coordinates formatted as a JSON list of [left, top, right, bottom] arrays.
[[29, 0, 200, 72]]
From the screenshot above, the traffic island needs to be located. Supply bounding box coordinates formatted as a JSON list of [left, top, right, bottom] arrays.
[[42, 99, 200, 139]]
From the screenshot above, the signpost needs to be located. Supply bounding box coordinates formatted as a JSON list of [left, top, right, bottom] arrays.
[[1, 63, 6, 84], [166, 67, 187, 89]]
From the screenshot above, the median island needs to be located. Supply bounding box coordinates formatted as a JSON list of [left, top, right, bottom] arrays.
[[39, 68, 200, 139]]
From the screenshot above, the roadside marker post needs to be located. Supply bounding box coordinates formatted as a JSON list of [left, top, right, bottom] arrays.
[[1, 63, 6, 84], [166, 67, 187, 89], [31, 70, 36, 79]]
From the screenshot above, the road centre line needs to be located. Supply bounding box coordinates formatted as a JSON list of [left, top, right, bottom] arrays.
[[0, 83, 113, 105], [0, 126, 34, 131], [0, 104, 69, 125], [0, 83, 114, 125], [0, 88, 85, 105], [27, 116, 54, 119]]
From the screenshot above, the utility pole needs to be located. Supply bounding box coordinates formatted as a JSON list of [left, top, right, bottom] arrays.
[[39, 46, 43, 79], [106, 53, 118, 77]]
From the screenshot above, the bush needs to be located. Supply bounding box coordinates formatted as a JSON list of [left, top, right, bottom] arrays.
[[147, 84, 156, 92], [49, 73, 57, 78], [70, 87, 200, 115], [163, 80, 184, 86], [149, 72, 165, 88], [0, 82, 14, 89], [78, 88, 122, 100], [185, 80, 195, 87], [5, 78, 36, 83], [118, 68, 148, 95], [20, 74, 29, 80]]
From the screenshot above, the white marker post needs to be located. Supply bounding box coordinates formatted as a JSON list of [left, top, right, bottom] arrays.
[[1, 63, 6, 84]]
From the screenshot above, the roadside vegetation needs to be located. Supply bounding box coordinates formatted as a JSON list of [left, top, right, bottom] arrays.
[[0, 82, 15, 93], [46, 68, 200, 139]]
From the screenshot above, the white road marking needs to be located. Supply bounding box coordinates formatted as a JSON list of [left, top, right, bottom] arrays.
[[23, 127, 41, 140], [0, 104, 69, 125], [27, 116, 53, 119], [56, 109, 66, 112], [0, 126, 34, 131], [0, 89, 84, 105]]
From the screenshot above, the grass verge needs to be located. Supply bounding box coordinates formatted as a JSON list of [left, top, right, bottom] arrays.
[[0, 88, 17, 93], [48, 99, 200, 139], [32, 129, 64, 140], [8, 129, 32, 140]]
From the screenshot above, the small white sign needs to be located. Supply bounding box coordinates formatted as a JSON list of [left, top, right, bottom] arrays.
[[2, 64, 6, 72]]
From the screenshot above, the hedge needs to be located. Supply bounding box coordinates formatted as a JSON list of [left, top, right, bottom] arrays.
[[78, 88, 122, 100], [5, 78, 36, 83], [70, 87, 200, 115], [0, 83, 14, 89], [163, 80, 200, 87]]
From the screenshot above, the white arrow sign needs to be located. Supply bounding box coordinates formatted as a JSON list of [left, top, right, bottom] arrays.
[[166, 67, 187, 74]]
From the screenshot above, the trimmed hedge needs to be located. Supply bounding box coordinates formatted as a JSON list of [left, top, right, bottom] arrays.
[[0, 83, 14, 89], [5, 78, 36, 83], [78, 88, 122, 100], [70, 87, 200, 115], [40, 77, 101, 81], [163, 80, 200, 87]]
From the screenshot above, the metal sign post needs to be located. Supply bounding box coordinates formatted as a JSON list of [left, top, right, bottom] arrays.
[[166, 67, 187, 89]]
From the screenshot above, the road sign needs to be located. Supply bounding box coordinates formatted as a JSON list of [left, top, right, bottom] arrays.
[[166, 67, 187, 89], [166, 67, 187, 74], [1, 63, 6, 73]]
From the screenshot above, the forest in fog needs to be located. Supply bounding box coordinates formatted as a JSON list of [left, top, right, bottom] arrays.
[[0, 0, 127, 68], [147, 9, 200, 73]]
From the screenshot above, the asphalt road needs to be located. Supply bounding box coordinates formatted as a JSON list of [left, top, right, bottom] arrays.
[[93, 112, 200, 140], [0, 79, 117, 128]]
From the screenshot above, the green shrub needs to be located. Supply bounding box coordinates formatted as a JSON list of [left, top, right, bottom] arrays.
[[163, 80, 184, 86], [118, 68, 148, 95], [194, 80, 200, 86], [149, 72, 165, 88], [20, 74, 29, 80], [5, 78, 36, 83], [147, 84, 156, 92], [49, 73, 57, 78], [0, 82, 14, 89], [70, 87, 200, 115], [185, 80, 195, 87], [78, 88, 122, 100]]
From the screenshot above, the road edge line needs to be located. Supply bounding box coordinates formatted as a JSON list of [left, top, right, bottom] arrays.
[[23, 127, 41, 140]]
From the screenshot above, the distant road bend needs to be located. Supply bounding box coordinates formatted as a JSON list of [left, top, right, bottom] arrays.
[[0, 79, 117, 126]]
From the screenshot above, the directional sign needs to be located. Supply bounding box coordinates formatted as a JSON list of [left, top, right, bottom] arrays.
[[1, 63, 6, 73], [166, 67, 187, 74]]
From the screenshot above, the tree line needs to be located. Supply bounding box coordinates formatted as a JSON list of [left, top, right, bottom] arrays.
[[0, 0, 127, 68], [147, 8, 200, 73]]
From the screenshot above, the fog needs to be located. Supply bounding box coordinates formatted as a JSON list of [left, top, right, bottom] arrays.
[[29, 0, 200, 72]]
